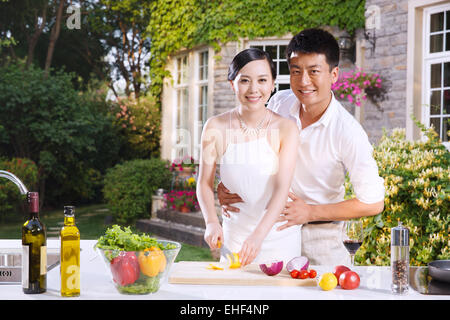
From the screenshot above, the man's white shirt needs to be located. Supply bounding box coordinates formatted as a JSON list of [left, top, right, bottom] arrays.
[[267, 89, 385, 205]]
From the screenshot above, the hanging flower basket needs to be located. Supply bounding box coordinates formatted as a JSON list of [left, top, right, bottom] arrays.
[[332, 69, 388, 107]]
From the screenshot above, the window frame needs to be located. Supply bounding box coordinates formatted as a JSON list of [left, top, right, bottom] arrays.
[[193, 49, 210, 161], [248, 40, 291, 93], [172, 54, 190, 160], [423, 3, 450, 148]]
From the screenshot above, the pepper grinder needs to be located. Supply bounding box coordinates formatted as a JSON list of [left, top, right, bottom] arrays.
[[391, 221, 409, 294]]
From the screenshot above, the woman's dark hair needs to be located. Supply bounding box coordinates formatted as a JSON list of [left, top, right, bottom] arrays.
[[285, 28, 340, 70], [228, 48, 276, 81]]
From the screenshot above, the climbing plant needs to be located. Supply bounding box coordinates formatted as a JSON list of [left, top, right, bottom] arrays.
[[147, 0, 366, 105]]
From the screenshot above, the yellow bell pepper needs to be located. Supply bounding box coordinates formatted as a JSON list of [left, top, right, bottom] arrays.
[[227, 252, 241, 269], [150, 246, 167, 272], [206, 263, 224, 270], [138, 246, 167, 277]]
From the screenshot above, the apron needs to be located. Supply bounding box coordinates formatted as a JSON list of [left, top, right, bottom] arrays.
[[301, 221, 351, 266]]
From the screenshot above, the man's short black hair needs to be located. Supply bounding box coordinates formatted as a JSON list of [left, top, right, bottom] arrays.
[[285, 28, 340, 70]]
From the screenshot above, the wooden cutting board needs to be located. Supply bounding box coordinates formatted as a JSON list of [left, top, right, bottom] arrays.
[[169, 261, 317, 286]]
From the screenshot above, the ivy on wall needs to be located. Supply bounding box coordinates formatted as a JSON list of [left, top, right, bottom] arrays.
[[147, 0, 366, 106]]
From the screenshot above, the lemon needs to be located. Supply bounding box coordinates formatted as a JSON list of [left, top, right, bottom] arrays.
[[318, 272, 338, 291]]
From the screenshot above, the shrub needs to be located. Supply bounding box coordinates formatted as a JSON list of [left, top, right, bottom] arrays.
[[103, 158, 172, 224], [346, 122, 449, 266], [112, 94, 161, 160], [0, 158, 38, 221]]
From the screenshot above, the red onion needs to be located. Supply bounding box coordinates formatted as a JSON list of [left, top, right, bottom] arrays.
[[259, 261, 284, 276], [286, 256, 309, 273]]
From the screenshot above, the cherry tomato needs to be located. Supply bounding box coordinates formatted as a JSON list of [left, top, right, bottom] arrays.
[[298, 270, 309, 279], [308, 269, 317, 278], [290, 270, 299, 279]]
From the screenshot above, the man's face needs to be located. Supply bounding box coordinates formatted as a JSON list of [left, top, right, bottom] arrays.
[[289, 52, 338, 111]]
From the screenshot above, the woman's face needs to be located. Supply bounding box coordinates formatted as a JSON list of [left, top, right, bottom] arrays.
[[230, 59, 275, 110]]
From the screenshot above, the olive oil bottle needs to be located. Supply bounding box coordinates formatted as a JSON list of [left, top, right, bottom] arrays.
[[60, 206, 80, 297], [22, 192, 47, 294]]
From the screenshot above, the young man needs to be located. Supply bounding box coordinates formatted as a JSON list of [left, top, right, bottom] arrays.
[[217, 28, 385, 265]]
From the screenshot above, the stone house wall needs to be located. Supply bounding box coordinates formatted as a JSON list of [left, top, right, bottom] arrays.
[[360, 0, 409, 143]]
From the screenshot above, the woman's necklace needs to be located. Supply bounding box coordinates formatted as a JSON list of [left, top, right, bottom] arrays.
[[235, 109, 268, 136]]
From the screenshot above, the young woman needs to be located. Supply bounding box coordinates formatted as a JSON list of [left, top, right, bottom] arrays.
[[196, 48, 301, 266]]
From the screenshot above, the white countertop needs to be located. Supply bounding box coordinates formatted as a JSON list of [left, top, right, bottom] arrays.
[[1, 239, 449, 300]]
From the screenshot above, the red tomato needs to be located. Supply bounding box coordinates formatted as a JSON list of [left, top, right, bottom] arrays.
[[290, 270, 299, 279], [339, 271, 360, 290], [333, 265, 351, 285], [308, 269, 317, 278], [298, 270, 309, 279]]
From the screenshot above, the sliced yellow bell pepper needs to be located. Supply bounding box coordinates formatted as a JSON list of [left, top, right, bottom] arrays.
[[206, 263, 224, 270], [227, 252, 241, 269]]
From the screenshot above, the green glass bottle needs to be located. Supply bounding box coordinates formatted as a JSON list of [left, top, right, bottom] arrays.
[[60, 206, 80, 297], [22, 192, 46, 294]]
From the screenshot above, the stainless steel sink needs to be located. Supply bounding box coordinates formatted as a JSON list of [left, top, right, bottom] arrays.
[[0, 248, 60, 284]]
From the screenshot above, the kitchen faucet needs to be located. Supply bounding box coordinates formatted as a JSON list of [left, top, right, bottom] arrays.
[[0, 170, 29, 195]]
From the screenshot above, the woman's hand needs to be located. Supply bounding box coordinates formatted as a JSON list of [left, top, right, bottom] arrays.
[[238, 232, 264, 266], [204, 222, 223, 249]]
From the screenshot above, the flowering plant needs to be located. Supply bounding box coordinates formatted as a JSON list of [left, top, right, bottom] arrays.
[[345, 118, 449, 266], [112, 95, 161, 158], [164, 190, 199, 212], [169, 155, 197, 172], [332, 69, 387, 107]]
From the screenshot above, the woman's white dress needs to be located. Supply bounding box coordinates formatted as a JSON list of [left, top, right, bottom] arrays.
[[219, 113, 301, 264]]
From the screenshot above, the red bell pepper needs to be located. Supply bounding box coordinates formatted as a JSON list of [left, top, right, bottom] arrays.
[[110, 252, 140, 286]]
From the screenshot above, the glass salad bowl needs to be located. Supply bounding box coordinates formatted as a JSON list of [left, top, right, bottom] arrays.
[[96, 240, 181, 294]]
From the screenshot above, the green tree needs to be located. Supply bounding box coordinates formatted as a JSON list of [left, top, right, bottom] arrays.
[[0, 0, 109, 88], [0, 62, 121, 206], [87, 0, 153, 99]]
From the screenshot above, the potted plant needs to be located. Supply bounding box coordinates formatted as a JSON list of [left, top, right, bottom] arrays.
[[164, 190, 199, 213]]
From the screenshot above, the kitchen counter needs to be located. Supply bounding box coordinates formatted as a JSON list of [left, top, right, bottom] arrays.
[[1, 239, 449, 301]]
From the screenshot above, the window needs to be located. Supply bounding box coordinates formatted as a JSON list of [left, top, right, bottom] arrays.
[[249, 41, 290, 96], [424, 4, 450, 145], [194, 50, 209, 160], [173, 55, 190, 160]]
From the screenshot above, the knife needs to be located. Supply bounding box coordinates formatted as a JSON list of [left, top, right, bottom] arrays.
[[217, 241, 239, 264], [220, 244, 234, 260]]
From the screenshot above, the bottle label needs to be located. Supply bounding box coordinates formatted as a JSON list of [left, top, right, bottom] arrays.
[[22, 245, 29, 289], [40, 246, 47, 275]]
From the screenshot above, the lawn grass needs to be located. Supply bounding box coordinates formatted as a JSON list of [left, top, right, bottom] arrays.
[[0, 203, 213, 262]]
